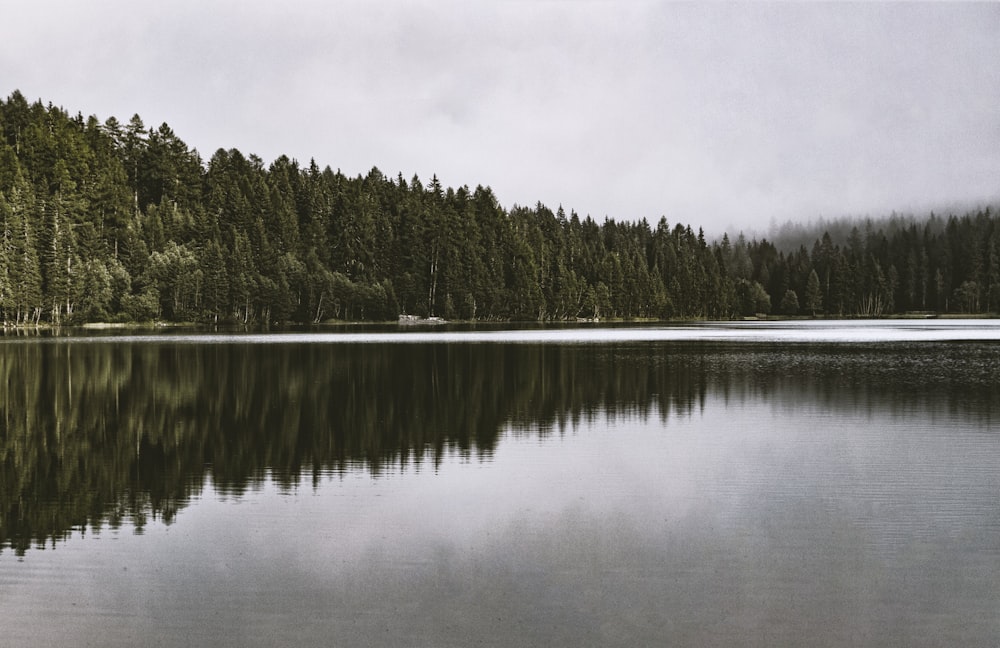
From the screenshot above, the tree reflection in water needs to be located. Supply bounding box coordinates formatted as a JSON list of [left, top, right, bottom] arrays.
[[1, 337, 998, 555]]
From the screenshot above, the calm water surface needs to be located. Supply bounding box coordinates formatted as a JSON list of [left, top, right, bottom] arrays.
[[1, 321, 999, 646]]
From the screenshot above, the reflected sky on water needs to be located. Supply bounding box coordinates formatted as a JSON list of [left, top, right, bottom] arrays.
[[1, 323, 999, 646], [9, 318, 1000, 345]]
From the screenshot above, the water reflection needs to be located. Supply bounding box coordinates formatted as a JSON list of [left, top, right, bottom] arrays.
[[1, 338, 999, 555]]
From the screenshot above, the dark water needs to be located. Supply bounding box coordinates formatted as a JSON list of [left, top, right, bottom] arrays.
[[2, 324, 999, 646]]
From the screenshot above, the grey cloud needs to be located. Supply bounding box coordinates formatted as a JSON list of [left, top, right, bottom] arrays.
[[2, 1, 997, 234]]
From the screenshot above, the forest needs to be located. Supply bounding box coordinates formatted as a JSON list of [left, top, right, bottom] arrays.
[[1, 90, 998, 326]]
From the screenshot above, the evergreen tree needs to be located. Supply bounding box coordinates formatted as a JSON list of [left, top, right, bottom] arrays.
[[780, 289, 800, 316], [3, 180, 43, 323], [804, 269, 823, 316], [1, 90, 997, 326]]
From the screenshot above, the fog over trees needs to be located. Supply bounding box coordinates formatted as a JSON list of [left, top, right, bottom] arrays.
[[2, 92, 998, 325]]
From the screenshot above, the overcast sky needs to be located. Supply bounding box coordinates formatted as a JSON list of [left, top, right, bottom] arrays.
[[3, 1, 998, 235]]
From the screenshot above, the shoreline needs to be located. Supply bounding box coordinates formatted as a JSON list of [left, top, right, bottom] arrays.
[[2, 312, 998, 334]]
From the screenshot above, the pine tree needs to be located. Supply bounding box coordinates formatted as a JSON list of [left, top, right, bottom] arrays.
[[780, 289, 800, 315], [804, 269, 823, 316], [4, 180, 43, 323]]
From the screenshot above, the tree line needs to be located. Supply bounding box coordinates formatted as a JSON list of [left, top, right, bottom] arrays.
[[1, 90, 998, 325]]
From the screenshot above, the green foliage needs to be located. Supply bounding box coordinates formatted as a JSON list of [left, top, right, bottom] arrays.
[[1, 91, 998, 324], [804, 269, 822, 316], [780, 289, 800, 316], [734, 279, 771, 316]]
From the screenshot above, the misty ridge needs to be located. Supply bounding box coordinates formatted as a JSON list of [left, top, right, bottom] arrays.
[[759, 206, 991, 254], [2, 90, 999, 326]]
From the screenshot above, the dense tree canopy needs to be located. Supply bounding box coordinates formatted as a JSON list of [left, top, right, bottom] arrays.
[[1, 91, 998, 325]]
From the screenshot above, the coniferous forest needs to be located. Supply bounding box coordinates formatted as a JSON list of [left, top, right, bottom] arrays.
[[1, 90, 998, 326]]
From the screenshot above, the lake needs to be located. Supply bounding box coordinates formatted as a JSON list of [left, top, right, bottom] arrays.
[[2, 320, 999, 646]]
